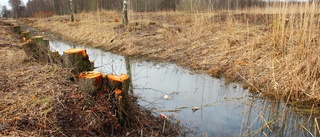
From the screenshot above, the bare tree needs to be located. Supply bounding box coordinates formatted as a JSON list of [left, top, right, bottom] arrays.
[[9, 0, 23, 18], [1, 6, 10, 18]]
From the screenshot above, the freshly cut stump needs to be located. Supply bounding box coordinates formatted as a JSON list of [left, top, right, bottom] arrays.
[[62, 48, 92, 75], [32, 36, 50, 62], [12, 25, 21, 34], [22, 41, 38, 58], [108, 74, 130, 124], [79, 71, 103, 96], [107, 74, 130, 93], [50, 50, 61, 63], [89, 60, 94, 71], [114, 89, 124, 122], [21, 31, 31, 42]]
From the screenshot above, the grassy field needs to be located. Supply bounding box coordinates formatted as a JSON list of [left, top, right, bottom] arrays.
[[22, 2, 320, 109]]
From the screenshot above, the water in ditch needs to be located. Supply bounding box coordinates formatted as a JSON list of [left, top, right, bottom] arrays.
[[48, 39, 318, 136]]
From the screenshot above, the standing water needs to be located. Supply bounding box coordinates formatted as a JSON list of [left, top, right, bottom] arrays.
[[49, 40, 318, 136]]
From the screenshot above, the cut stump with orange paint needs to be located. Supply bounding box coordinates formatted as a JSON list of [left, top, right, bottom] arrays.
[[108, 73, 130, 122], [108, 74, 130, 99], [62, 48, 93, 75], [21, 31, 31, 42], [78, 71, 103, 96]]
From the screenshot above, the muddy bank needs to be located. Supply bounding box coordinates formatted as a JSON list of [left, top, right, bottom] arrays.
[[0, 20, 181, 136], [20, 11, 320, 108]]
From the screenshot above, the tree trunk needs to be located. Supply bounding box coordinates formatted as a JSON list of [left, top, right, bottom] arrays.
[[22, 36, 50, 62], [12, 25, 21, 34], [22, 41, 38, 58], [50, 50, 62, 64], [89, 60, 94, 70], [122, 0, 128, 26], [107, 74, 130, 125], [70, 0, 74, 22], [21, 31, 31, 42], [32, 36, 50, 62], [62, 48, 93, 76], [78, 71, 103, 96]]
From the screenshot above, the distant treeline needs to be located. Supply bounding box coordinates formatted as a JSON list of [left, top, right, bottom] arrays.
[[2, 0, 318, 18]]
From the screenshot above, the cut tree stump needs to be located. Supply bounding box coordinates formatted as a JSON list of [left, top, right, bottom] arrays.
[[62, 48, 92, 75], [22, 41, 38, 59], [89, 60, 94, 71], [50, 50, 61, 63], [12, 25, 21, 34], [44, 38, 50, 47], [22, 36, 53, 62], [2, 20, 17, 26], [114, 89, 124, 122], [21, 31, 31, 42], [107, 74, 130, 124], [32, 36, 50, 62], [79, 71, 103, 96]]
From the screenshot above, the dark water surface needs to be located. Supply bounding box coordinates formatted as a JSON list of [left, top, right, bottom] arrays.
[[44, 38, 318, 136]]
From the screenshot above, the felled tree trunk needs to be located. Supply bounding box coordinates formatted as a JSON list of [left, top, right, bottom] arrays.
[[78, 71, 103, 96], [62, 48, 93, 75]]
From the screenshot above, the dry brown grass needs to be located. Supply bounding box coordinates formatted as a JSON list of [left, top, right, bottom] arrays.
[[22, 2, 320, 109]]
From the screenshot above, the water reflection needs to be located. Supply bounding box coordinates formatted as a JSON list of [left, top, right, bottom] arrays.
[[49, 40, 319, 136]]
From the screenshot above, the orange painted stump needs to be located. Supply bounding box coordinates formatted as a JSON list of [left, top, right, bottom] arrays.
[[78, 71, 103, 96], [108, 74, 130, 95], [108, 74, 130, 124], [62, 48, 93, 74]]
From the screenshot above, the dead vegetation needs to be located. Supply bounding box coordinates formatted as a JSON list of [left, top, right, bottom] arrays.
[[21, 2, 320, 109], [0, 20, 182, 136]]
